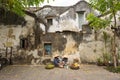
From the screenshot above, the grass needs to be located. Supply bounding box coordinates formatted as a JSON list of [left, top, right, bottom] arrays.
[[106, 66, 120, 73]]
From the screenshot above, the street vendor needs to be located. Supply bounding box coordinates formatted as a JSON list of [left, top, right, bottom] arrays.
[[53, 56, 60, 67], [53, 56, 68, 68]]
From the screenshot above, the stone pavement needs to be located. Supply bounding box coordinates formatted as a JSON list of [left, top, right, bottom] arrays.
[[0, 64, 120, 80]]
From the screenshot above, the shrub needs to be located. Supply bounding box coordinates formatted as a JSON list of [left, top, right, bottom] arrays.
[[106, 66, 120, 73]]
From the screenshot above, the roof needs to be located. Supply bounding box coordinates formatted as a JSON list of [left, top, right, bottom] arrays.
[[27, 0, 88, 16], [27, 5, 69, 15], [73, 0, 87, 7], [40, 5, 69, 15]]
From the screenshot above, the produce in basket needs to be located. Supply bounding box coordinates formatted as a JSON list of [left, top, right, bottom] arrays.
[[45, 63, 55, 69]]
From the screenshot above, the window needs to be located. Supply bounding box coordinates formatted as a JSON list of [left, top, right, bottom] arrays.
[[47, 19, 53, 26], [77, 11, 85, 29], [20, 38, 28, 49]]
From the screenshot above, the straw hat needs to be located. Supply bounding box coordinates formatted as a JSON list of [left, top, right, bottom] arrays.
[[63, 55, 68, 58]]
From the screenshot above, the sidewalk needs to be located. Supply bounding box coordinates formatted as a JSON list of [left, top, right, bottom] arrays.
[[0, 64, 120, 80]]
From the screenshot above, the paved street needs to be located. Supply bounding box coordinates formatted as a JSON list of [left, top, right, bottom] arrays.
[[0, 64, 120, 80]]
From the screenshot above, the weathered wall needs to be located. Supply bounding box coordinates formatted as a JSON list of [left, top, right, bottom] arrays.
[[0, 25, 22, 48], [40, 31, 83, 54], [0, 25, 23, 62], [79, 26, 114, 63], [0, 15, 36, 64], [79, 33, 104, 63], [11, 31, 83, 65], [74, 1, 91, 13], [38, 1, 92, 33], [0, 15, 35, 48]]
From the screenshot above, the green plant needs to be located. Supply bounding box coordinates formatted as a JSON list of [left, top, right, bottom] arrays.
[[0, 0, 49, 16], [97, 58, 104, 66], [103, 31, 110, 52], [103, 53, 111, 61], [102, 53, 112, 66], [87, 0, 120, 68], [106, 66, 120, 73], [118, 47, 120, 59]]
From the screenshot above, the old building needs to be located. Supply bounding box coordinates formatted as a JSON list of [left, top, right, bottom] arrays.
[[34, 0, 92, 64], [0, 0, 113, 65], [34, 0, 91, 54]]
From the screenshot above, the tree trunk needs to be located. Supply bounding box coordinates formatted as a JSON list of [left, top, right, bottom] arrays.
[[112, 31, 117, 68], [112, 10, 117, 68]]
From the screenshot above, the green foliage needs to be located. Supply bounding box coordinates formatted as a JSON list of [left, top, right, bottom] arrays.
[[103, 53, 111, 62], [97, 52, 112, 66], [89, 0, 108, 13], [118, 48, 120, 59], [97, 57, 104, 65], [88, 0, 120, 68], [11, 0, 25, 16], [106, 66, 120, 73], [87, 13, 110, 30], [103, 31, 108, 43], [87, 0, 120, 30], [0, 0, 51, 16], [89, 0, 120, 14]]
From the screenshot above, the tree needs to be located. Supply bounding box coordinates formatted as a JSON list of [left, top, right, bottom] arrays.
[[87, 0, 120, 68], [0, 0, 50, 49], [0, 0, 49, 32], [0, 0, 48, 16]]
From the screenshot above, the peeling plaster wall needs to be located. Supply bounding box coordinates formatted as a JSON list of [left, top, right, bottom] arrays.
[[79, 26, 114, 63], [10, 31, 83, 65], [0, 25, 22, 48], [0, 15, 36, 64], [79, 33, 104, 63], [37, 1, 92, 33], [58, 1, 92, 31], [75, 1, 91, 30], [24, 15, 35, 28], [41, 32, 83, 54], [48, 18, 59, 32], [38, 32, 83, 64]]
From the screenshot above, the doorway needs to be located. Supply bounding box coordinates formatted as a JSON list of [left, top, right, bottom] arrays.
[[44, 43, 52, 56]]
